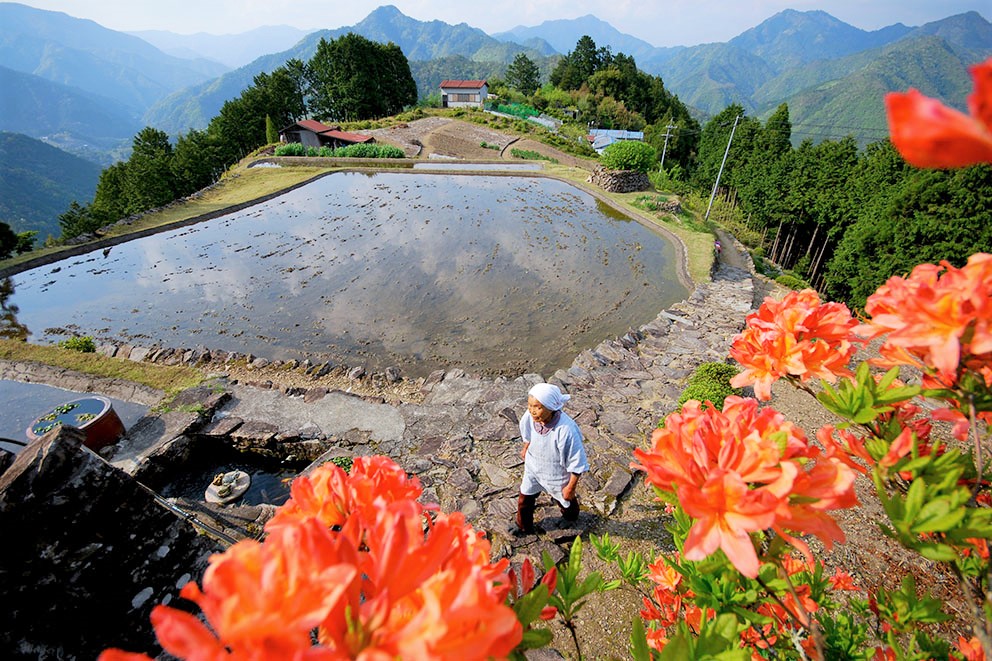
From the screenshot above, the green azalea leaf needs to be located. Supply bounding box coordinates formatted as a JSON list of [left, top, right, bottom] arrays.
[[917, 543, 959, 562], [903, 479, 926, 520], [658, 631, 692, 660], [518, 628, 553, 650], [912, 506, 966, 534], [513, 586, 550, 626], [630, 618, 653, 661]]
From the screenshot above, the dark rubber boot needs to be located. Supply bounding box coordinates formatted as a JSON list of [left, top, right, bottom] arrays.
[[516, 492, 537, 533], [559, 496, 579, 522]]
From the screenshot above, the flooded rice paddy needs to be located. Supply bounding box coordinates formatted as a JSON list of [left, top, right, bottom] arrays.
[[8, 172, 688, 378]]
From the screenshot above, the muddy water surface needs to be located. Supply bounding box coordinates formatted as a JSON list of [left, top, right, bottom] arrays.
[[9, 172, 687, 378]]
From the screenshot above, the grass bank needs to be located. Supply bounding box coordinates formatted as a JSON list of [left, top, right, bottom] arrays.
[[0, 340, 203, 394]]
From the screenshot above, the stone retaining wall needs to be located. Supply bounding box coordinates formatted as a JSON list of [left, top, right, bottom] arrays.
[[587, 166, 651, 193]]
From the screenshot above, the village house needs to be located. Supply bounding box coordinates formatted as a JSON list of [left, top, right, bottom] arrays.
[[439, 79, 488, 108], [586, 128, 645, 154], [278, 119, 375, 149]]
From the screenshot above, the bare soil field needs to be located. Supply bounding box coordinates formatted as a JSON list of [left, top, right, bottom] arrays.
[[362, 116, 594, 168]]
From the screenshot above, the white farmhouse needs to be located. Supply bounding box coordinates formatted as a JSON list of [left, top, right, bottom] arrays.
[[439, 80, 488, 108]]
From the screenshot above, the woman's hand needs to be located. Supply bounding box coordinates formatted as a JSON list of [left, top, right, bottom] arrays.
[[562, 473, 579, 501]]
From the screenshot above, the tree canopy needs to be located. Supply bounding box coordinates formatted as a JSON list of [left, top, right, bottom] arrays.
[[506, 53, 540, 96], [307, 34, 417, 122]]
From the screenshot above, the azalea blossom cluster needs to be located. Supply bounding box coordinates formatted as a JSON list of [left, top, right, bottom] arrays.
[[885, 57, 992, 169], [100, 456, 526, 660], [631, 396, 858, 578], [728, 289, 861, 400], [861, 253, 992, 440]]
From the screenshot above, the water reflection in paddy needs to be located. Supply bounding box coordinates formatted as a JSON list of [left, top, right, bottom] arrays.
[[10, 172, 688, 378]]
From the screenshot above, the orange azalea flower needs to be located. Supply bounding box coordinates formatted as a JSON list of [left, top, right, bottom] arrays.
[[816, 425, 873, 475], [828, 568, 860, 591], [98, 651, 156, 661], [730, 290, 860, 400], [862, 254, 992, 384], [168, 518, 359, 655], [267, 455, 425, 535], [681, 468, 780, 577], [957, 635, 987, 661], [645, 627, 669, 652], [874, 646, 897, 661], [634, 397, 857, 578], [646, 555, 682, 592], [104, 456, 524, 660], [885, 58, 992, 168]]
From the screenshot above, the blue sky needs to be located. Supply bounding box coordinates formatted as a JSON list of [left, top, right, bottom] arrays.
[[14, 0, 990, 47]]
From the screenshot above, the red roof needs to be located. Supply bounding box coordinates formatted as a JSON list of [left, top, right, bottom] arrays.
[[322, 130, 373, 144], [287, 119, 337, 133], [439, 79, 487, 89]]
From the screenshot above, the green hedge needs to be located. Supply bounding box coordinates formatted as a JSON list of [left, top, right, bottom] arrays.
[[600, 141, 657, 173], [273, 143, 404, 159], [675, 362, 742, 411], [775, 274, 810, 290]]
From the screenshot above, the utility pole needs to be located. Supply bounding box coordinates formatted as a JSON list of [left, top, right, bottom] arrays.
[[704, 114, 742, 222], [659, 123, 677, 171]]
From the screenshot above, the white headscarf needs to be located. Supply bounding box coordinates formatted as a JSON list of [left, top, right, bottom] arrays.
[[529, 383, 570, 411]]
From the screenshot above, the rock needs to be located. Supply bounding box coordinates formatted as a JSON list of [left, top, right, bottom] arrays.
[[313, 362, 334, 378], [303, 387, 328, 403], [229, 420, 279, 447], [348, 366, 366, 380], [384, 366, 401, 383], [200, 416, 243, 437], [96, 343, 118, 358], [0, 426, 219, 658]]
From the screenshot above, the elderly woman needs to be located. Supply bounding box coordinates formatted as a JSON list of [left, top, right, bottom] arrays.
[[515, 383, 589, 535]]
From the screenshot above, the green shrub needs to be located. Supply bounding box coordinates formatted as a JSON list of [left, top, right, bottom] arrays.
[[676, 361, 742, 410], [510, 148, 558, 164], [330, 456, 354, 472], [59, 336, 97, 353], [333, 143, 405, 159], [274, 142, 405, 159], [775, 274, 809, 290], [600, 141, 657, 173], [274, 142, 306, 156]]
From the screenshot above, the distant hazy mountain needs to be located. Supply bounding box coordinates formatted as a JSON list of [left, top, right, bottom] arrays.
[[0, 65, 140, 164], [0, 2, 229, 116], [145, 4, 552, 134], [4, 2, 989, 151], [493, 14, 681, 64], [130, 25, 312, 69], [0, 132, 101, 238], [906, 10, 992, 63], [780, 35, 978, 144], [646, 9, 992, 144], [727, 9, 913, 72]]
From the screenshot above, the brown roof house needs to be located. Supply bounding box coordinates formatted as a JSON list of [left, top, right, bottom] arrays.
[[279, 120, 375, 149], [439, 80, 488, 109]]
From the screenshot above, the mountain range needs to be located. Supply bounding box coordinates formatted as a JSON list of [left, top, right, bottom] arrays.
[[1, 2, 990, 236]]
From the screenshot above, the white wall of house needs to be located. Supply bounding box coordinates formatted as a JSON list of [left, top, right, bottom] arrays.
[[441, 85, 488, 108]]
